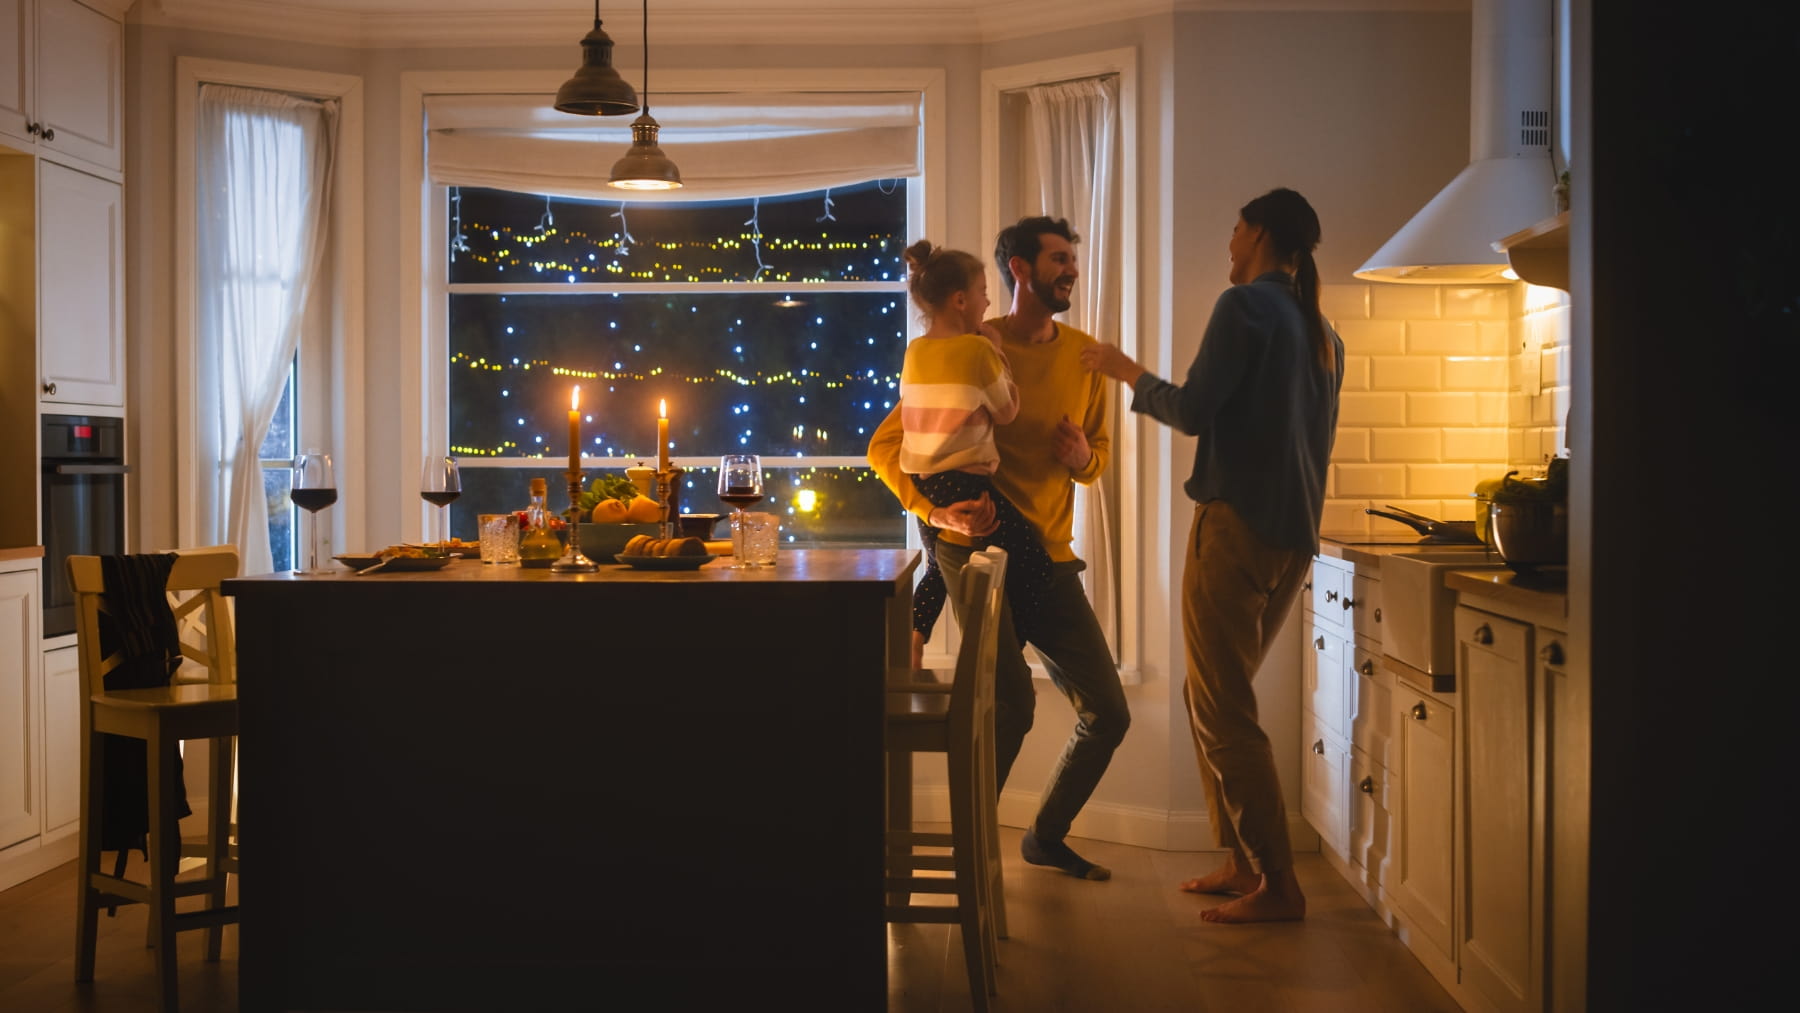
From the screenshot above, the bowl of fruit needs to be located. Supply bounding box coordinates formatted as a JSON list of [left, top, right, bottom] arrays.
[[572, 473, 667, 559]]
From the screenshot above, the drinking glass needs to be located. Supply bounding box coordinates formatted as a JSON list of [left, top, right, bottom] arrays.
[[291, 449, 336, 574], [420, 456, 462, 549], [717, 454, 764, 569]]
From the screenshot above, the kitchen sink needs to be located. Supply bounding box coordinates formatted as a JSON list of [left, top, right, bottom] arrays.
[[1381, 549, 1508, 686]]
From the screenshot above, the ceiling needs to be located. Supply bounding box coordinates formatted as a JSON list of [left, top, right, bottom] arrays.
[[130, 0, 1462, 48]]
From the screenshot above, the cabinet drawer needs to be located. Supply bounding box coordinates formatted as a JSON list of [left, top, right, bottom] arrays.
[[1304, 621, 1348, 739], [1300, 710, 1347, 857], [1349, 644, 1393, 769], [1350, 573, 1382, 643], [1348, 747, 1392, 887], [1455, 605, 1528, 664], [1309, 559, 1348, 628]]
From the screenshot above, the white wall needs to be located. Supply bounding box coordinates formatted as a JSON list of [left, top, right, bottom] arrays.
[[122, 4, 1473, 852]]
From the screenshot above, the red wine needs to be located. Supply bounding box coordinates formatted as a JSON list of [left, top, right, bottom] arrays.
[[421, 490, 461, 507], [719, 491, 763, 509], [291, 488, 338, 513]]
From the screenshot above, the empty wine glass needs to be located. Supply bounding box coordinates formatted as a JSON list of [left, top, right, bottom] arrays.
[[717, 454, 764, 569], [420, 456, 462, 549], [291, 449, 337, 574]]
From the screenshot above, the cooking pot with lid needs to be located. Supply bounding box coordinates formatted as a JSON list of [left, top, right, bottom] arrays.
[[1487, 499, 1567, 572]]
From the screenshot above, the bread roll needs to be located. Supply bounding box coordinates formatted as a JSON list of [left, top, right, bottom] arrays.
[[623, 534, 654, 556]]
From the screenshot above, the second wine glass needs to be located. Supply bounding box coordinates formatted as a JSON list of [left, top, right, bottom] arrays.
[[420, 456, 462, 549], [291, 449, 336, 574], [717, 453, 763, 569]]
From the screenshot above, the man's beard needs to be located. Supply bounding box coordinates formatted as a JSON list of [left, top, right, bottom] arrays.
[[1030, 273, 1072, 313]]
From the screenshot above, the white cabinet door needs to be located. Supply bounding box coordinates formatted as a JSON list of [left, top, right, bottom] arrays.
[[30, 0, 120, 172], [1392, 678, 1456, 965], [41, 643, 77, 835], [0, 566, 40, 850], [39, 159, 123, 406], [1457, 606, 1542, 1013], [1348, 747, 1392, 887], [1299, 709, 1347, 856], [1539, 625, 1583, 1013], [0, 0, 29, 145]]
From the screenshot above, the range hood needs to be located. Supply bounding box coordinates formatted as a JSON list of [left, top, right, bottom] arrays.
[[1355, 0, 1556, 284]]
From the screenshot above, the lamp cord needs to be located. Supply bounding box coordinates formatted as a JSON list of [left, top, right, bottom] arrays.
[[641, 0, 651, 115]]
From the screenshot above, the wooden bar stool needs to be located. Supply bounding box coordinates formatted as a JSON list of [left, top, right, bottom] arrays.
[[68, 546, 241, 1013], [885, 547, 1008, 1009]]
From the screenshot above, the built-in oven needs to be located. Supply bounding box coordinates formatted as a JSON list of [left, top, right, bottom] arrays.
[[41, 414, 128, 639]]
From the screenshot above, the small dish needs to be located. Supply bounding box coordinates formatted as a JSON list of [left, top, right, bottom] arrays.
[[612, 553, 717, 571], [334, 554, 454, 573]]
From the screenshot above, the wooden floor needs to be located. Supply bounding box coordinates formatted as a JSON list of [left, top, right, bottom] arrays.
[[0, 830, 1455, 1012]]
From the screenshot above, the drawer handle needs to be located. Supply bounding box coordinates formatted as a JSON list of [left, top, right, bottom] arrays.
[[1303, 580, 1312, 591], [1325, 590, 1339, 603], [1315, 636, 1326, 650], [1474, 623, 1494, 645], [1540, 641, 1565, 665], [1411, 702, 1428, 721], [1312, 739, 1325, 755], [1360, 660, 1374, 676], [1359, 776, 1375, 794]]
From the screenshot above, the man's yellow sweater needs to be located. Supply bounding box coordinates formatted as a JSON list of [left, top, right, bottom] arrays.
[[869, 318, 1110, 563]]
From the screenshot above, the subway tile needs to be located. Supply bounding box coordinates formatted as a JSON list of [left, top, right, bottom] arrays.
[[1476, 391, 1508, 425], [1432, 498, 1482, 523], [1370, 355, 1441, 391], [1477, 319, 1511, 355], [1508, 427, 1531, 467], [1407, 391, 1481, 426], [1370, 428, 1441, 462], [1541, 430, 1567, 461], [1334, 464, 1408, 497], [1407, 463, 1482, 497], [1331, 428, 1371, 463], [1522, 283, 1569, 314], [1338, 391, 1408, 427], [1369, 284, 1441, 320], [1408, 319, 1482, 355], [1444, 355, 1508, 390], [1442, 427, 1508, 461], [1540, 343, 1569, 387], [1320, 284, 1370, 322], [1442, 286, 1510, 320], [1341, 355, 1372, 392], [1335, 318, 1407, 355], [1319, 500, 1370, 534]]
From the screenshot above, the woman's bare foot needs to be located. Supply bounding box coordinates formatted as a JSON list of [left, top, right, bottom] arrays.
[[1198, 869, 1306, 923], [1179, 866, 1260, 895]]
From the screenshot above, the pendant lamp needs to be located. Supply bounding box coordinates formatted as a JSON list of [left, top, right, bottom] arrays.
[[554, 0, 639, 117], [607, 0, 682, 190]]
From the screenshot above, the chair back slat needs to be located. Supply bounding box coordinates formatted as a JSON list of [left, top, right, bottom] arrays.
[[948, 548, 1008, 744], [67, 547, 241, 703]]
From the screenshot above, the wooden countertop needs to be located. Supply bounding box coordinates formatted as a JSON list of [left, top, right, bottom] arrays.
[[0, 546, 45, 564], [1317, 534, 1498, 571], [1445, 567, 1569, 624]]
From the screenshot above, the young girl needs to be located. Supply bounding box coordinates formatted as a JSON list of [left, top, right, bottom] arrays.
[[899, 239, 1051, 650]]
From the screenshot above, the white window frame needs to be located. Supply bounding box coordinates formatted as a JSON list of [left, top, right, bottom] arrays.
[[173, 57, 367, 560], [400, 68, 945, 545]]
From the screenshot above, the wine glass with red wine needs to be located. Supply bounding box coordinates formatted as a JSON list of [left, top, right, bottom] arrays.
[[291, 449, 336, 574], [717, 454, 764, 569], [420, 456, 462, 550]]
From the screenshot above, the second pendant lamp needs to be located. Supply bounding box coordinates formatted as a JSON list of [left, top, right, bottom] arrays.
[[607, 0, 682, 190]]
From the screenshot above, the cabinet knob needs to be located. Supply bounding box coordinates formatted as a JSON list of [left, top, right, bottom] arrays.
[[43, 381, 57, 395], [1540, 641, 1565, 665], [41, 126, 54, 141], [1325, 589, 1339, 603], [1359, 776, 1375, 794], [1373, 607, 1382, 623], [1342, 596, 1355, 610], [1474, 623, 1494, 645], [1303, 580, 1312, 591], [26, 121, 41, 136], [1360, 660, 1374, 676], [1314, 636, 1325, 650], [1312, 739, 1325, 755], [1411, 702, 1428, 721]]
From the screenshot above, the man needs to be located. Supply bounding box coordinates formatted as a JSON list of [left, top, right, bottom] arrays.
[[869, 215, 1128, 881]]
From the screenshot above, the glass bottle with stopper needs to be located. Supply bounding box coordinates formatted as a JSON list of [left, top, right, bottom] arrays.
[[519, 477, 563, 569]]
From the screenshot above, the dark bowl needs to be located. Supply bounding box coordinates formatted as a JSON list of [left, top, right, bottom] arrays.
[[677, 513, 722, 539], [1487, 500, 1568, 572], [577, 522, 662, 559]]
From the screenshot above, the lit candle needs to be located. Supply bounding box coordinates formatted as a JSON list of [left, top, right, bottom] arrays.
[[657, 399, 670, 473], [568, 386, 581, 473]]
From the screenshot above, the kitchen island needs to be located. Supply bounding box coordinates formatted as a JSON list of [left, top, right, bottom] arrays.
[[223, 548, 918, 1012]]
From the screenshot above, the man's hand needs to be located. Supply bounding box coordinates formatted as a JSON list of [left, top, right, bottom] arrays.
[[929, 493, 999, 538], [1052, 415, 1093, 472], [1079, 342, 1146, 386]]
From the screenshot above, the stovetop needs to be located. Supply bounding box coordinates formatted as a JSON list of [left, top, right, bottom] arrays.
[[1320, 531, 1487, 547]]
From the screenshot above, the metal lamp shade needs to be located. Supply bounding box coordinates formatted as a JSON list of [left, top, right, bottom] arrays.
[[554, 22, 639, 117], [608, 113, 683, 190]]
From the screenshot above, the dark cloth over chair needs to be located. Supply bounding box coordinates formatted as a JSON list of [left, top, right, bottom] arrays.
[[96, 553, 191, 854]]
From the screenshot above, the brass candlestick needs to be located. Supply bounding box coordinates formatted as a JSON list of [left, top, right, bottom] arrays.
[[654, 465, 685, 541], [551, 467, 599, 573]]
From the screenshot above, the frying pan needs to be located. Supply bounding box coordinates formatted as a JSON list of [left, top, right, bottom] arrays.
[[1365, 505, 1484, 544]]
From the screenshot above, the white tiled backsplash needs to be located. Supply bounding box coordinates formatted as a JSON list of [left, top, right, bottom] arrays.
[[1320, 281, 1571, 536]]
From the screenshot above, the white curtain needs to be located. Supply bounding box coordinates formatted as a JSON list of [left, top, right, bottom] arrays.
[[426, 91, 922, 201], [1021, 76, 1122, 655], [196, 84, 338, 576]]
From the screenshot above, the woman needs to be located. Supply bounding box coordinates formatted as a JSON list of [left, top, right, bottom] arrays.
[[1081, 188, 1343, 923]]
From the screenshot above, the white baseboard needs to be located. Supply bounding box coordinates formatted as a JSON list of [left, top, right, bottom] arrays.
[[0, 833, 78, 893], [908, 784, 1324, 853]]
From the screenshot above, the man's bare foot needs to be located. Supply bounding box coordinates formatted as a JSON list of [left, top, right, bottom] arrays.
[[1198, 870, 1306, 923], [1178, 867, 1260, 895]]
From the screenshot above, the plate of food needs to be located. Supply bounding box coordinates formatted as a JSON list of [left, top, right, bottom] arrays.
[[334, 547, 456, 573], [613, 553, 717, 571]]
